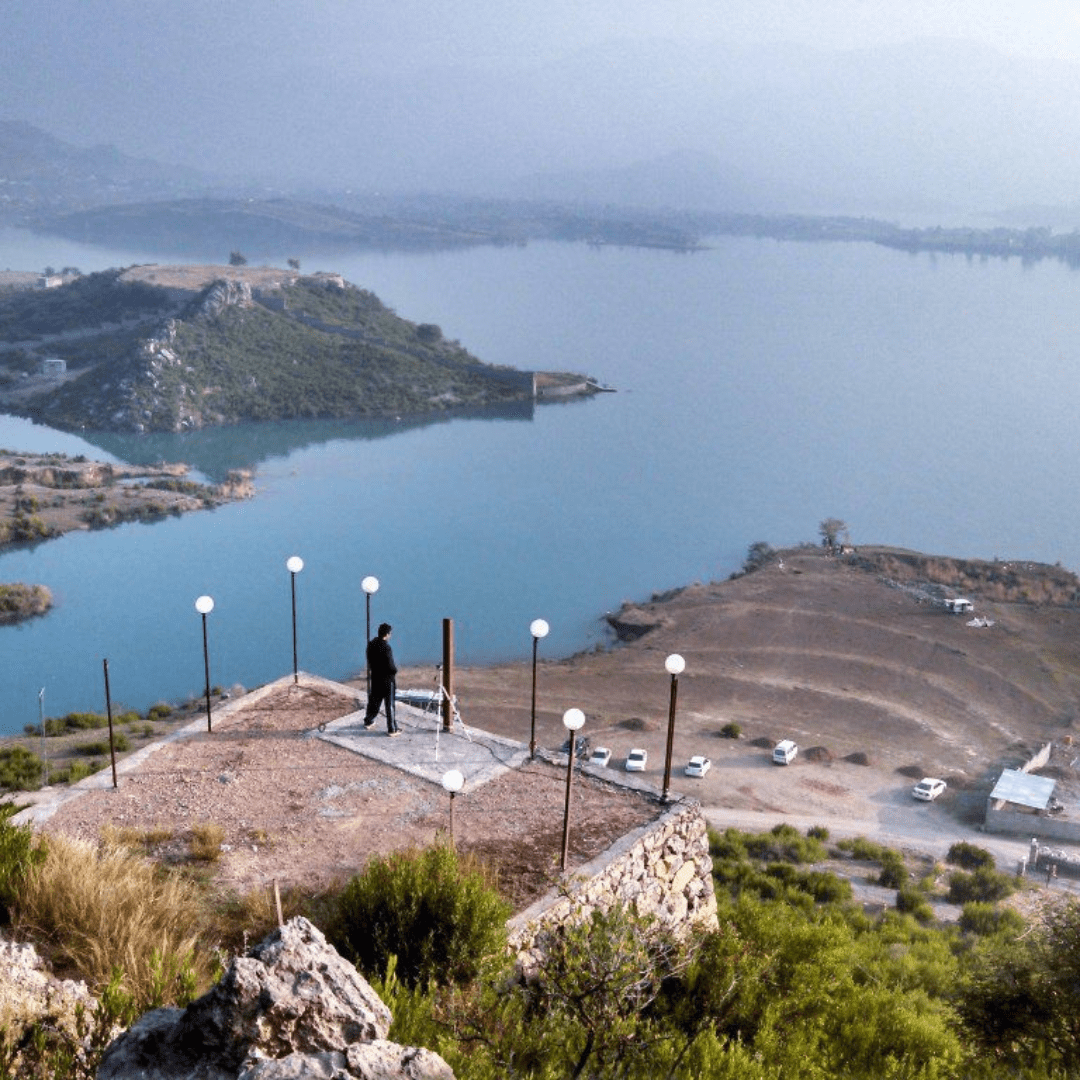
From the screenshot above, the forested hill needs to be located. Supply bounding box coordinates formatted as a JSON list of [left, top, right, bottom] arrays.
[[0, 266, 587, 433]]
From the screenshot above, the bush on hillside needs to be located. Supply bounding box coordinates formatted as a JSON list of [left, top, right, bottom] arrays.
[[946, 841, 995, 871], [0, 747, 44, 792], [896, 884, 934, 923], [960, 901, 1025, 937], [0, 804, 46, 924], [326, 843, 509, 989], [742, 823, 828, 864], [947, 867, 1016, 905]]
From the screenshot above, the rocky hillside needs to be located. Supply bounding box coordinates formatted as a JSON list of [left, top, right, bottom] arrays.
[[0, 265, 581, 432]]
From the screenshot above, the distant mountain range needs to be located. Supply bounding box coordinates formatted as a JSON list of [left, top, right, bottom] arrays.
[[0, 119, 208, 217]]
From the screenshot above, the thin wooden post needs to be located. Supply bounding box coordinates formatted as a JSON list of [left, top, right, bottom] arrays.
[[442, 618, 454, 732], [103, 658, 118, 790], [273, 879, 284, 927]]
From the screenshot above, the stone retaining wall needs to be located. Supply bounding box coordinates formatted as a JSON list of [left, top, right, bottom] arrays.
[[507, 800, 717, 966]]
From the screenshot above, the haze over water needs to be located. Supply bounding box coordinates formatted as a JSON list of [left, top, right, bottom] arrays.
[[2, 228, 1079, 734]]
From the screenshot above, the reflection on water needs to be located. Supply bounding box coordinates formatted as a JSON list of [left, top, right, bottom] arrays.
[[78, 399, 538, 480], [3, 231, 1080, 735]]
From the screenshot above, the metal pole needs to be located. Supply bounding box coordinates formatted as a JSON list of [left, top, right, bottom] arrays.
[[560, 740, 576, 871], [103, 658, 118, 790], [291, 570, 299, 683], [442, 618, 454, 733], [662, 671, 679, 801], [202, 611, 213, 732], [38, 687, 47, 786], [529, 636, 539, 758], [365, 592, 372, 697]]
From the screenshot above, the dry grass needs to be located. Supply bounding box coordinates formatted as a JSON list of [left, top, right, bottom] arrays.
[[852, 549, 1080, 605], [101, 823, 175, 851], [14, 833, 213, 999], [188, 823, 224, 863]]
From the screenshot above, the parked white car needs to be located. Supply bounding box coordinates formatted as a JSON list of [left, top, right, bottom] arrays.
[[589, 746, 612, 768], [684, 755, 712, 777], [912, 777, 947, 801], [772, 739, 798, 765], [625, 748, 648, 772]]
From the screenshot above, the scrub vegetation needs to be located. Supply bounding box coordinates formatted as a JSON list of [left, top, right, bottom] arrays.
[[0, 268, 581, 433], [1, 812, 1078, 1079]]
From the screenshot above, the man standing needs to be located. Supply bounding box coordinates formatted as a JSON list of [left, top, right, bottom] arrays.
[[364, 622, 399, 736]]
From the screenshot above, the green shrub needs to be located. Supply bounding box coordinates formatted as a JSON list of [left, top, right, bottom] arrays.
[[896, 884, 934, 923], [743, 823, 827, 864], [947, 841, 995, 871], [807, 825, 830, 842], [327, 843, 510, 989], [44, 711, 107, 736], [842, 833, 885, 859], [800, 869, 852, 903], [708, 827, 747, 863], [147, 703, 173, 721], [55, 759, 97, 785], [0, 804, 46, 924], [74, 732, 129, 756], [877, 851, 908, 889], [719, 722, 742, 739], [0, 747, 44, 792], [947, 867, 1016, 904], [959, 901, 1025, 937]]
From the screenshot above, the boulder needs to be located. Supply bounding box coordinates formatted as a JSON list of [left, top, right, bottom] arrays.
[[0, 933, 96, 1041], [97, 917, 453, 1080]]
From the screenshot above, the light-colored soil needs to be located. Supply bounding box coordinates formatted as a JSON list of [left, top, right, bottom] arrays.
[[37, 685, 661, 910], [28, 547, 1080, 908], [397, 548, 1080, 868], [118, 264, 300, 293]]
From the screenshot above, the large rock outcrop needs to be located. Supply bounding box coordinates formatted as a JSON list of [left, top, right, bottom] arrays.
[[0, 933, 96, 1042], [97, 917, 453, 1080]]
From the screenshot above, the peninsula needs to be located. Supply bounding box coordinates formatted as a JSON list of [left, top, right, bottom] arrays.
[[0, 449, 252, 621], [0, 264, 598, 433]]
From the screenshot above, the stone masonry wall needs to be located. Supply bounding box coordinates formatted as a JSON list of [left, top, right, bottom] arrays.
[[506, 800, 717, 965]]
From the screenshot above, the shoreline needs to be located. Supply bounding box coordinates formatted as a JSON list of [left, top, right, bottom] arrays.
[[0, 449, 253, 622]]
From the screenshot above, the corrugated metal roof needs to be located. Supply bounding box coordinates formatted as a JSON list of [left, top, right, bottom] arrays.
[[989, 768, 1056, 810]]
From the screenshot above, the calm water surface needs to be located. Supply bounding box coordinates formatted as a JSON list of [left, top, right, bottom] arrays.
[[2, 227, 1080, 733]]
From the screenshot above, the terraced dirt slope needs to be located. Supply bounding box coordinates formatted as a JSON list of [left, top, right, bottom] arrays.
[[435, 547, 1080, 811]]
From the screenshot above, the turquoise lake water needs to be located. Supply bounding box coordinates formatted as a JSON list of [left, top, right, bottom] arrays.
[[2, 227, 1079, 733]]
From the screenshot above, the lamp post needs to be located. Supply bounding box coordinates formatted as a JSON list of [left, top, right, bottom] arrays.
[[287, 556, 304, 683], [661, 653, 685, 801], [560, 707, 585, 871], [195, 595, 214, 732], [528, 618, 549, 758], [361, 575, 379, 696], [38, 687, 47, 786], [442, 769, 464, 846]]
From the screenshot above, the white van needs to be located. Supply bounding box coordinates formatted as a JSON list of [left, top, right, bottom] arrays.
[[772, 739, 798, 765]]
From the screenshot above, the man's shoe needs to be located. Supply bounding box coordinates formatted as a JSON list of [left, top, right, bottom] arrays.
[[387, 730, 400, 738], [363, 720, 375, 729]]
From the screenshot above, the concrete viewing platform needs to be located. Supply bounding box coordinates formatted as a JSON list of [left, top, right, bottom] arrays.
[[13, 672, 534, 828]]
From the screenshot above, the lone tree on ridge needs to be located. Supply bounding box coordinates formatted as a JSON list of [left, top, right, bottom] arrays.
[[819, 518, 848, 549]]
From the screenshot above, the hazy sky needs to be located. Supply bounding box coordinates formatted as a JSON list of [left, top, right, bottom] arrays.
[[6, 1, 1080, 212]]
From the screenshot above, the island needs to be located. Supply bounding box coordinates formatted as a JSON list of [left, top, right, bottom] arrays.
[[0, 264, 601, 433]]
